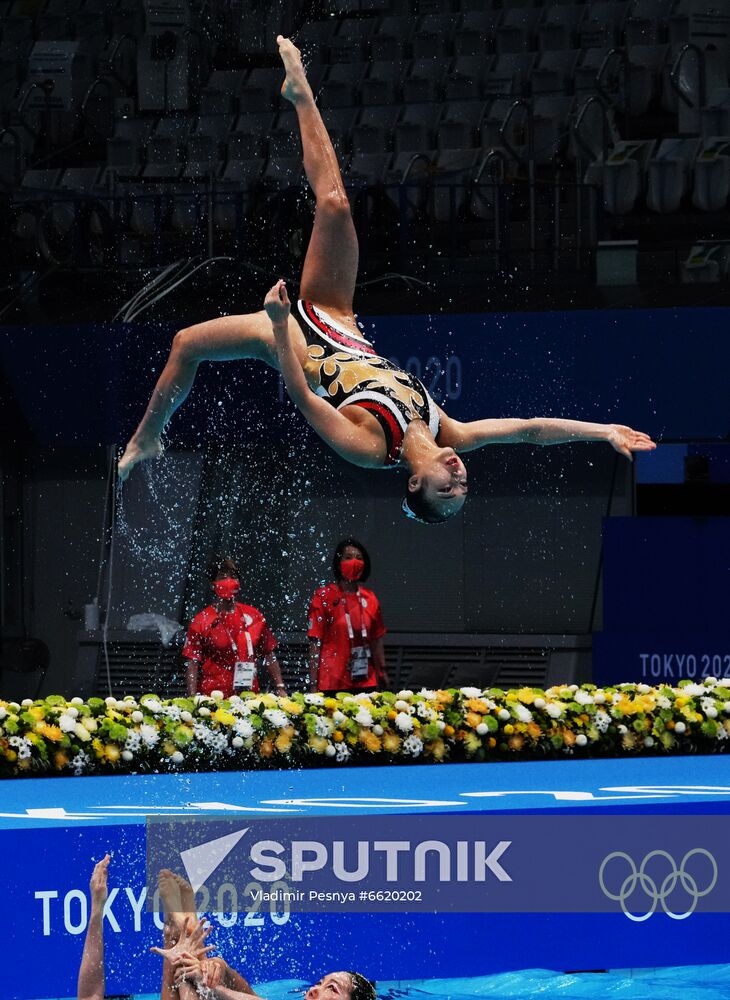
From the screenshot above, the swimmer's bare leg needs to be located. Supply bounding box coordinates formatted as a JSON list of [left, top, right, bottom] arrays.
[[118, 310, 300, 480], [278, 35, 359, 326]]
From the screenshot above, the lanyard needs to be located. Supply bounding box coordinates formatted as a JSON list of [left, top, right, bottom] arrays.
[[219, 608, 254, 660], [340, 587, 368, 644]]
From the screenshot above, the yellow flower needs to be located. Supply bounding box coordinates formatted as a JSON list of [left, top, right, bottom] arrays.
[[359, 730, 382, 753], [308, 736, 328, 753], [562, 729, 576, 747], [527, 722, 542, 739], [212, 709, 236, 726], [387, 709, 397, 721], [382, 731, 401, 753], [104, 744, 121, 763], [17, 758, 31, 770], [503, 723, 514, 735], [425, 738, 447, 761], [333, 730, 344, 742], [508, 734, 524, 751], [465, 698, 489, 713], [259, 737, 274, 758], [443, 724, 455, 737], [516, 688, 536, 705], [324, 698, 338, 711], [463, 732, 481, 753], [280, 699, 303, 715], [40, 724, 64, 742], [488, 737, 497, 749], [464, 712, 482, 729], [162, 740, 175, 755], [29, 706, 45, 721], [91, 738, 104, 758], [275, 730, 293, 753], [5, 749, 17, 762], [53, 751, 69, 769]]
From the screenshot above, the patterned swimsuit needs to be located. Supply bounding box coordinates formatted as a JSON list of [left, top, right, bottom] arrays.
[[295, 299, 440, 466]]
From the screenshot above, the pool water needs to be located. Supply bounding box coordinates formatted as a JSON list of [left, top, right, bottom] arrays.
[[47, 964, 730, 1000]]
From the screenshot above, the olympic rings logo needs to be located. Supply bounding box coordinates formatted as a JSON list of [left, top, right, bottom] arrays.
[[598, 849, 718, 921]]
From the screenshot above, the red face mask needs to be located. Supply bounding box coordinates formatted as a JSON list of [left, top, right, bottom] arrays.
[[213, 577, 240, 600], [339, 557, 365, 582]]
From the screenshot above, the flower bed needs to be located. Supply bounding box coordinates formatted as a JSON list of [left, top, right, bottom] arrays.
[[1, 679, 730, 777]]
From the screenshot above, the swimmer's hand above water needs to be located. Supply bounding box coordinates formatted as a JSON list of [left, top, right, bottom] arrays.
[[264, 278, 291, 327], [605, 424, 657, 461]]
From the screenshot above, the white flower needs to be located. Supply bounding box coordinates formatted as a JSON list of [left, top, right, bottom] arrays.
[[8, 702, 19, 713], [396, 690, 414, 699], [141, 697, 163, 714], [514, 704, 532, 723], [171, 751, 184, 764], [59, 714, 76, 733], [401, 735, 424, 757], [637, 684, 650, 695], [657, 696, 671, 710], [643, 737, 655, 748], [593, 691, 606, 704], [436, 720, 446, 732], [704, 677, 718, 688], [705, 707, 718, 719], [546, 704, 563, 719], [139, 724, 159, 746], [418, 689, 437, 701], [612, 692, 623, 704], [210, 690, 224, 701], [476, 723, 489, 736], [498, 708, 510, 721], [460, 687, 482, 699], [674, 721, 686, 734], [574, 690, 594, 706], [198, 707, 211, 717], [618, 724, 628, 734], [263, 709, 289, 729], [125, 732, 141, 752], [394, 700, 411, 713], [333, 710, 345, 724], [533, 697, 546, 710], [0, 707, 6, 721], [105, 696, 117, 708], [415, 702, 435, 720], [595, 710, 611, 734], [355, 708, 373, 728], [315, 716, 333, 737], [66, 706, 79, 719], [181, 711, 193, 723], [717, 725, 728, 741], [680, 683, 705, 698], [21, 698, 33, 708], [373, 724, 384, 736], [234, 719, 254, 739], [231, 736, 244, 749], [70, 697, 84, 706], [394, 711, 414, 733], [325, 744, 336, 757], [575, 734, 588, 747], [71, 752, 90, 775], [132, 711, 144, 724], [81, 717, 97, 732], [121, 750, 133, 762], [304, 693, 325, 706], [724, 702, 730, 714], [718, 679, 730, 688], [335, 742, 351, 762]]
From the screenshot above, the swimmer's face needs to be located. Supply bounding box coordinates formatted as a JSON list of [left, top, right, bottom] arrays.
[[409, 448, 468, 520], [305, 972, 353, 1000]]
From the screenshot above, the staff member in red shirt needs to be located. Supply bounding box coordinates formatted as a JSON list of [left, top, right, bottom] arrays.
[[307, 538, 389, 695], [183, 557, 287, 698]]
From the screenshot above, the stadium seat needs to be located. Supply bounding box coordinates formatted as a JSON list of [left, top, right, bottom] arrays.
[[444, 55, 494, 100], [692, 136, 730, 211], [231, 112, 275, 158], [495, 8, 542, 54], [403, 58, 448, 103], [531, 50, 580, 95], [484, 54, 536, 96], [412, 14, 461, 58], [701, 88, 730, 138], [351, 105, 401, 153], [370, 16, 415, 61], [431, 147, 480, 222], [624, 0, 674, 46], [646, 136, 700, 212], [385, 149, 435, 216], [596, 138, 656, 214], [537, 5, 586, 52], [625, 44, 668, 115], [681, 242, 730, 282], [437, 99, 487, 149], [574, 47, 612, 94], [454, 11, 503, 57], [394, 101, 443, 152], [533, 96, 575, 162], [263, 155, 303, 190], [361, 61, 405, 106], [668, 0, 691, 47], [672, 47, 729, 133], [200, 69, 248, 116], [184, 115, 235, 179], [245, 67, 284, 113], [295, 19, 338, 60], [328, 19, 378, 63], [580, 2, 629, 48], [321, 63, 366, 108], [348, 151, 393, 185], [106, 119, 155, 179], [142, 118, 193, 180], [268, 108, 301, 158]]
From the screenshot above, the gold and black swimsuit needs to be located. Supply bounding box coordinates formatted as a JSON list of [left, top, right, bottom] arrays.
[[296, 299, 441, 466]]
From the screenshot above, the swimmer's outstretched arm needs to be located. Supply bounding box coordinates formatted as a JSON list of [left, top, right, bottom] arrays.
[[439, 414, 656, 460], [264, 280, 380, 465], [77, 854, 109, 1000]]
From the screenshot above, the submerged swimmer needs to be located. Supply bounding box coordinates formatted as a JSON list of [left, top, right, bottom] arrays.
[[118, 35, 656, 523]]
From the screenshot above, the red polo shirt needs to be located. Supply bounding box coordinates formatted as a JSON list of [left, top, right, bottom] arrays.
[[183, 603, 277, 697], [307, 584, 386, 691]]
